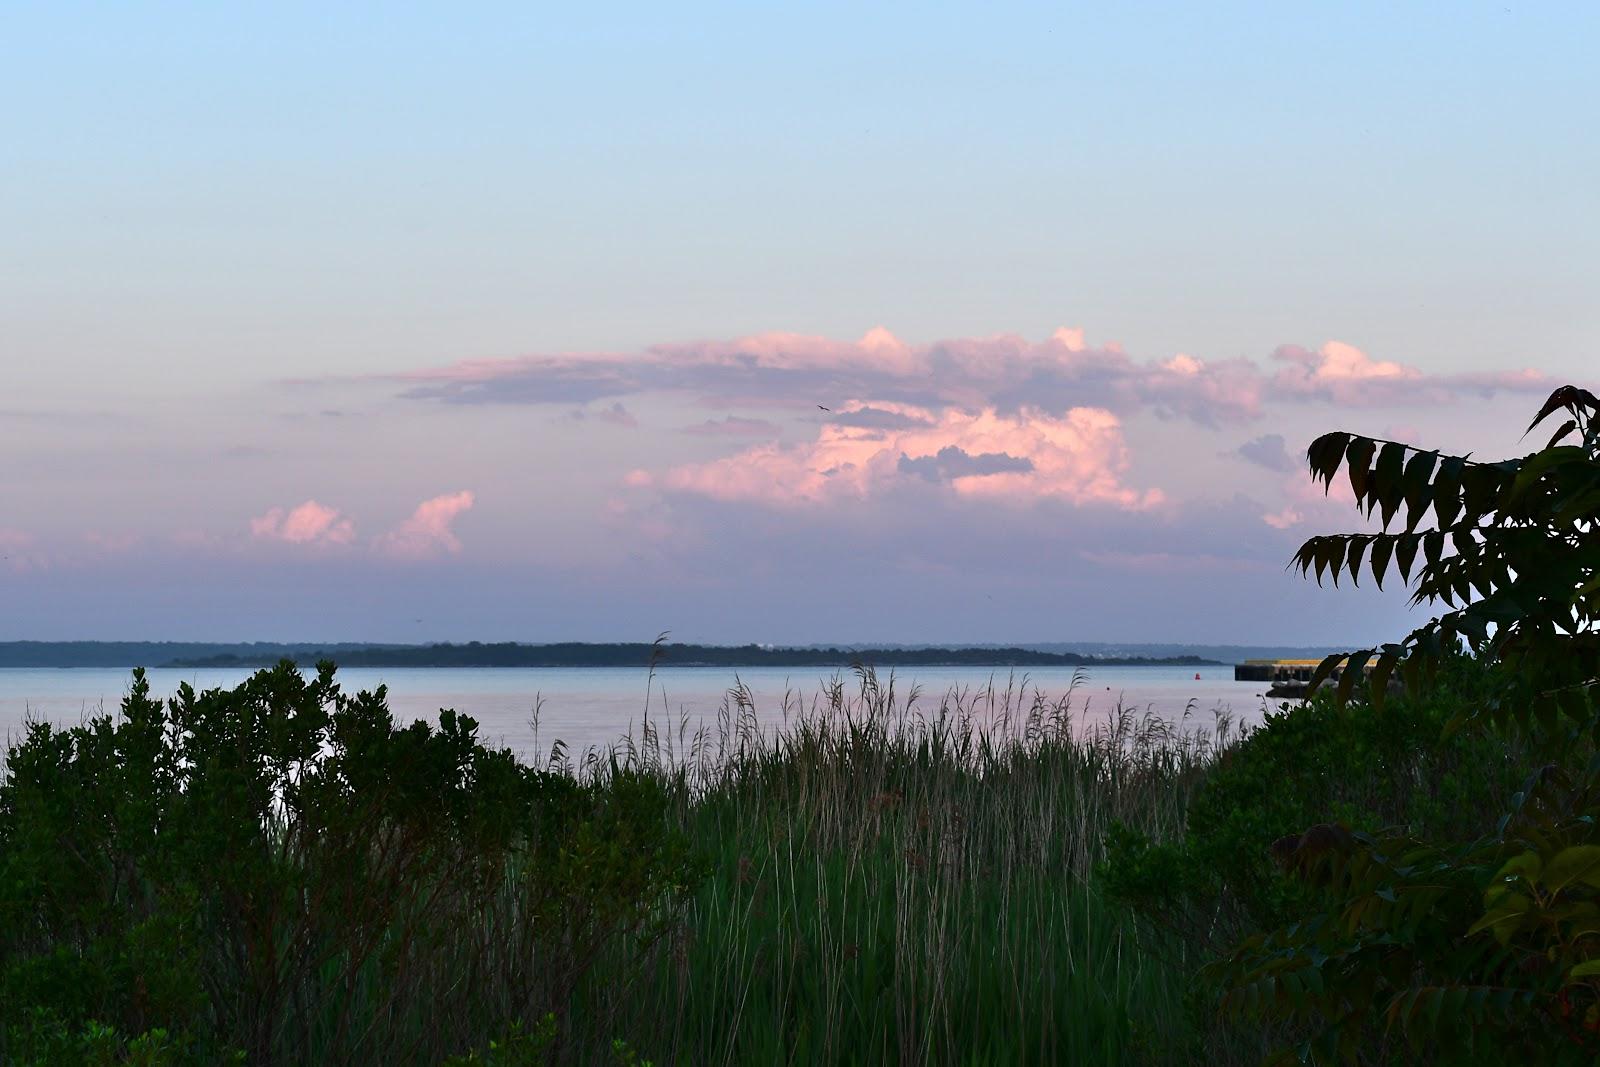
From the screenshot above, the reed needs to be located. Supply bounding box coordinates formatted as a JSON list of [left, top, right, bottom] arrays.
[[562, 668, 1239, 1064]]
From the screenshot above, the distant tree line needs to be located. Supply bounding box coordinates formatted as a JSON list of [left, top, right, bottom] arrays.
[[156, 642, 1219, 669], [0, 641, 391, 668]]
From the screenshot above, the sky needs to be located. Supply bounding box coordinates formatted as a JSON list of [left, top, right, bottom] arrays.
[[2, 2, 1597, 646]]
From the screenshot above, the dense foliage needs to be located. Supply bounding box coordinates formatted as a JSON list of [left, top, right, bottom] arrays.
[[1294, 385, 1600, 727], [1106, 654, 1521, 943], [0, 663, 699, 1064], [1197, 386, 1600, 1063]]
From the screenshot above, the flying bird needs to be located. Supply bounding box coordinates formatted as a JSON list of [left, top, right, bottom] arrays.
[[817, 405, 831, 412]]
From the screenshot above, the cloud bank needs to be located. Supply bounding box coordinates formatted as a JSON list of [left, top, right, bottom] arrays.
[[392, 328, 1555, 425]]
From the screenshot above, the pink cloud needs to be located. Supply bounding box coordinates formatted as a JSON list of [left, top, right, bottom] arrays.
[[1271, 340, 1421, 402], [388, 326, 1559, 426], [1052, 326, 1088, 352], [249, 501, 356, 546], [1261, 506, 1304, 530], [374, 491, 476, 560], [652, 326, 924, 377], [654, 401, 1163, 510], [391, 325, 1270, 422], [1299, 340, 1416, 382], [1270, 341, 1555, 406]]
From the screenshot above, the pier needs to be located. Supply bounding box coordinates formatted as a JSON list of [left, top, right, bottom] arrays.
[[1234, 657, 1396, 699]]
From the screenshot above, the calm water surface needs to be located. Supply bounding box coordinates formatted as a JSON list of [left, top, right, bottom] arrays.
[[0, 665, 1273, 760]]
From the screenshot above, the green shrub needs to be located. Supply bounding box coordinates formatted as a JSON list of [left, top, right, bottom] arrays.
[[0, 1014, 225, 1067], [1200, 386, 1600, 1063], [0, 663, 701, 1065], [1105, 654, 1524, 951]]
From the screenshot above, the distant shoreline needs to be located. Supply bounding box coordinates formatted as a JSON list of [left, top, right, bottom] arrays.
[[0, 640, 1223, 670]]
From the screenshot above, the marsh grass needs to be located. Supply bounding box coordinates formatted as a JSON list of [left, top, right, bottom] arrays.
[[559, 668, 1243, 1064]]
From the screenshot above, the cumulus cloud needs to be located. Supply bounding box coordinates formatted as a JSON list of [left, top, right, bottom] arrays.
[[387, 327, 1556, 425], [653, 402, 1163, 510], [1279, 340, 1416, 383], [249, 501, 357, 546], [1271, 341, 1421, 403], [374, 491, 476, 560]]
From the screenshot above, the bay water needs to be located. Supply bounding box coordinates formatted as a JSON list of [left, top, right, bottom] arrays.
[[0, 664, 1275, 762]]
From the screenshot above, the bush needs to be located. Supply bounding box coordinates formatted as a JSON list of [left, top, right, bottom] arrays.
[[0, 663, 702, 1065], [1195, 386, 1600, 1063], [1105, 654, 1524, 953]]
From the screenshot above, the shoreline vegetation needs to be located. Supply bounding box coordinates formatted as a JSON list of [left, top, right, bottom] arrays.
[[0, 640, 1223, 670], [0, 656, 1521, 1065], [0, 662, 1236, 1064]]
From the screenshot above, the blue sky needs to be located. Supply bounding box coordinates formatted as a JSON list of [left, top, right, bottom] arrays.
[[1, 2, 1596, 644]]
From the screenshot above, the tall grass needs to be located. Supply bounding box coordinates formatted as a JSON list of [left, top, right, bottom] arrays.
[[560, 668, 1242, 1064]]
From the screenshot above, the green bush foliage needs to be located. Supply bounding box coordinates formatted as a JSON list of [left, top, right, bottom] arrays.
[[1198, 386, 1600, 1063], [1106, 655, 1522, 946], [0, 662, 701, 1064]]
